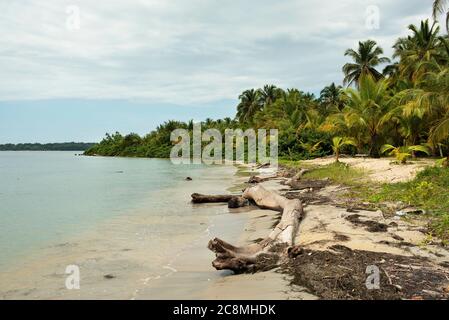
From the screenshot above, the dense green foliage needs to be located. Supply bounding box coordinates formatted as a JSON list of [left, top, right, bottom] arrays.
[[87, 7, 449, 164], [0, 142, 94, 151]]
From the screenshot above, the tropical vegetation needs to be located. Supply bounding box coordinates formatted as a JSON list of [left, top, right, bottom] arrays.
[[87, 6, 449, 166]]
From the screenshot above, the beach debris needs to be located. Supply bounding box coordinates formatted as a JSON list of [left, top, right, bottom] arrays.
[[284, 168, 310, 187], [103, 274, 116, 280], [247, 175, 276, 184], [185, 177, 193, 181], [256, 162, 271, 169], [206, 184, 304, 273], [345, 214, 388, 232], [284, 244, 449, 300], [191, 193, 249, 208], [395, 208, 425, 218], [284, 178, 329, 191]]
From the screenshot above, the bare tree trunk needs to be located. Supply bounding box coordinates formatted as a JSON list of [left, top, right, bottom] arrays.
[[207, 185, 304, 273]]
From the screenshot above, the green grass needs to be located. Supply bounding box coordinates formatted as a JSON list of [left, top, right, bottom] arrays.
[[301, 162, 367, 186], [278, 159, 306, 169], [367, 166, 449, 243]]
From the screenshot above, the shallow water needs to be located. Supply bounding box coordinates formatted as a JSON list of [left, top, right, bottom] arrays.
[[0, 152, 239, 299]]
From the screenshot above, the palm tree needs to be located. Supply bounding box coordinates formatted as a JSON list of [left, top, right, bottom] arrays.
[[425, 68, 449, 154], [343, 75, 392, 157], [257, 85, 281, 108], [320, 83, 346, 112], [343, 40, 390, 87], [331, 137, 356, 162], [433, 0, 449, 32], [381, 144, 430, 164], [236, 89, 262, 124], [393, 20, 442, 80], [396, 61, 449, 162], [383, 62, 400, 79]]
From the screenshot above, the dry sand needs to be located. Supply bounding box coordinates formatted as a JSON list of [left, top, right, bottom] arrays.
[[302, 156, 434, 183]]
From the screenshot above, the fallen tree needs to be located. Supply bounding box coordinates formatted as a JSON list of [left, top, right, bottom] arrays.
[[199, 184, 304, 273]]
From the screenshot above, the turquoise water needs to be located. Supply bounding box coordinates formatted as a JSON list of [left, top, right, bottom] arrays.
[[0, 152, 212, 270]]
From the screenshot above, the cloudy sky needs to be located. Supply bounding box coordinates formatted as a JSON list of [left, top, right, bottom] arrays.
[[0, 0, 438, 142]]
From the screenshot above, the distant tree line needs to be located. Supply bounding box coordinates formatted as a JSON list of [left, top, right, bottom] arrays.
[[0, 142, 95, 151]]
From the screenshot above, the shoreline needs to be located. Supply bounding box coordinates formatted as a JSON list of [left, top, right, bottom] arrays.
[[1, 157, 449, 300]]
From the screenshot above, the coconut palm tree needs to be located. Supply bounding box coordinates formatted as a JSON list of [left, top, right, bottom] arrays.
[[331, 137, 356, 162], [433, 0, 449, 32], [343, 75, 392, 157], [236, 89, 262, 124], [257, 85, 282, 109], [381, 144, 430, 164], [425, 68, 449, 148], [396, 61, 449, 162], [343, 40, 390, 87], [320, 83, 346, 112], [393, 20, 442, 80]]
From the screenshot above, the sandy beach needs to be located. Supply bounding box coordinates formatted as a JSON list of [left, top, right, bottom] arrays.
[[198, 158, 449, 300]]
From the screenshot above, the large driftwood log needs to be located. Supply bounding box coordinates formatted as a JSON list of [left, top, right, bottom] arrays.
[[191, 193, 249, 208], [208, 184, 304, 273]]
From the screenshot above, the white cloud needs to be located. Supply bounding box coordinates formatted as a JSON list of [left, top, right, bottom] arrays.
[[0, 0, 435, 104]]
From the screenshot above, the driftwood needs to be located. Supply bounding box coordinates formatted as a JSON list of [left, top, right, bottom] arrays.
[[248, 175, 277, 184], [285, 168, 309, 187], [191, 193, 249, 208], [207, 184, 304, 273]]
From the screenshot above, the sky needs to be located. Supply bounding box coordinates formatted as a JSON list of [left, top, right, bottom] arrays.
[[0, 0, 439, 143]]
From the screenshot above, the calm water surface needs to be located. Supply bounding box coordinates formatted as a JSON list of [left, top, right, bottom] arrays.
[[0, 152, 233, 271]]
